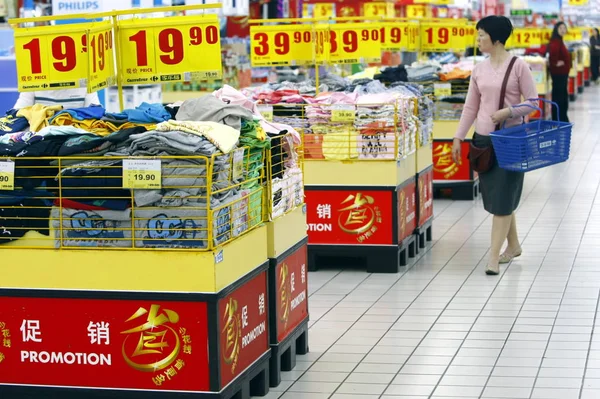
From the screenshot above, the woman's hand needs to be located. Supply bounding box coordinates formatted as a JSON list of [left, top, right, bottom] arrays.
[[491, 108, 511, 125], [452, 138, 462, 164], [557, 60, 565, 67]]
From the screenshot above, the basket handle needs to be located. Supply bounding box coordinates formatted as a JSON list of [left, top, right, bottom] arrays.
[[532, 98, 562, 122], [500, 102, 541, 130]]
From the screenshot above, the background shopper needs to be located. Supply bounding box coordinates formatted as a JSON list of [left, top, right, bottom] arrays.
[[451, 16, 538, 275], [590, 28, 600, 84], [548, 22, 571, 122], [13, 88, 100, 109]]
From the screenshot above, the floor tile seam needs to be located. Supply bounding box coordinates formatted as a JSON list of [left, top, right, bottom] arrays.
[[579, 295, 600, 399]]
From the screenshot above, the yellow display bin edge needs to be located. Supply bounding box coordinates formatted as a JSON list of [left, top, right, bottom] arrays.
[[0, 225, 269, 293], [267, 206, 308, 259], [416, 143, 433, 174]]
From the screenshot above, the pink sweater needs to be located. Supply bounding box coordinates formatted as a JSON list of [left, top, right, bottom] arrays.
[[454, 57, 539, 140]]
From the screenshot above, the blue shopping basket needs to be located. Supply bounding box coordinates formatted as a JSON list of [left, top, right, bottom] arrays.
[[489, 99, 573, 173]]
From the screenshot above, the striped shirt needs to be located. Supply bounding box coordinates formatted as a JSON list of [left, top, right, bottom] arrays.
[[13, 89, 101, 110]]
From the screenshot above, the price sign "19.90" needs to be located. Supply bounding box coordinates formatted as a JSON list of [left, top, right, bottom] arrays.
[[118, 15, 222, 85], [329, 23, 382, 64], [14, 23, 90, 92], [87, 21, 116, 93], [251, 25, 316, 67], [420, 23, 470, 51], [122, 159, 161, 190]]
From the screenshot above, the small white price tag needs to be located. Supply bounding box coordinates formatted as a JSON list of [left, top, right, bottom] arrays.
[[122, 159, 162, 189], [232, 148, 245, 181], [258, 105, 274, 121], [0, 161, 15, 191], [434, 83, 452, 97], [331, 104, 355, 123]]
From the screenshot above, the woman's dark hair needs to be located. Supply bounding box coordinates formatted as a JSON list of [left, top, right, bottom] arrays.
[[551, 22, 566, 41], [594, 28, 599, 37], [476, 16, 513, 45]]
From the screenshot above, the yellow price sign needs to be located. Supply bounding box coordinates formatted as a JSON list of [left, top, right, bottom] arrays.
[[564, 28, 583, 42], [407, 5, 426, 19], [408, 23, 420, 51], [313, 3, 335, 18], [363, 2, 393, 17], [258, 105, 273, 121], [508, 28, 542, 48], [332, 107, 355, 122], [86, 21, 116, 93], [250, 25, 316, 67], [541, 28, 553, 43], [122, 159, 161, 190], [118, 15, 222, 85], [420, 23, 469, 51], [568, 0, 588, 5], [14, 23, 90, 92], [381, 24, 412, 51], [329, 23, 382, 64], [314, 25, 330, 65], [0, 161, 15, 191]]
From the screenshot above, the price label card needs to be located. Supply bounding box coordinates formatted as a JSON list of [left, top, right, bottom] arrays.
[[363, 2, 393, 17], [14, 23, 90, 92], [257, 105, 274, 121], [0, 161, 15, 191], [564, 28, 583, 42], [232, 148, 245, 181], [331, 105, 355, 123], [508, 28, 542, 49], [434, 83, 451, 97], [86, 21, 116, 93], [314, 25, 330, 65], [381, 24, 411, 51], [420, 23, 469, 51], [408, 23, 420, 52], [406, 5, 426, 19], [122, 159, 161, 189], [568, 0, 588, 5], [329, 23, 382, 64], [250, 25, 316, 67], [119, 15, 222, 85]]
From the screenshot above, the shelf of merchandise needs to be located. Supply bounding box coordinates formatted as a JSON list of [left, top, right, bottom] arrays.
[[304, 149, 419, 273]]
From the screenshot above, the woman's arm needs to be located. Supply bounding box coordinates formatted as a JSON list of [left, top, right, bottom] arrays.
[[454, 72, 481, 140], [510, 60, 540, 119]]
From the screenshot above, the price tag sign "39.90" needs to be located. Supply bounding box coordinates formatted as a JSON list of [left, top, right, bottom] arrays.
[[329, 23, 382, 64], [15, 24, 90, 92], [118, 15, 222, 85]]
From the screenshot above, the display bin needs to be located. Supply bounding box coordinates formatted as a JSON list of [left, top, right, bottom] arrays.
[[431, 121, 479, 200], [414, 143, 434, 249], [0, 153, 274, 399], [569, 52, 578, 102], [298, 98, 426, 273], [263, 133, 309, 387]]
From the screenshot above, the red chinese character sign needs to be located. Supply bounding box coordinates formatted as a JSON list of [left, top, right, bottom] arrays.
[[432, 140, 471, 181], [418, 168, 434, 227], [305, 189, 393, 245], [276, 245, 309, 343], [219, 271, 269, 388], [397, 180, 417, 243], [0, 297, 209, 391]]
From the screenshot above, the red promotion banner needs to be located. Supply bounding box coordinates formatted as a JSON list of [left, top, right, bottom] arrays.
[[418, 168, 434, 227], [0, 297, 209, 391], [397, 180, 417, 243], [219, 271, 269, 388], [432, 140, 471, 181], [305, 189, 393, 245], [276, 245, 309, 343]]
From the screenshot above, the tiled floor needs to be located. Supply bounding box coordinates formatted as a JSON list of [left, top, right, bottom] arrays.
[[261, 88, 600, 399]]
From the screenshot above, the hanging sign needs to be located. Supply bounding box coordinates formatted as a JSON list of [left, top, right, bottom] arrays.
[[568, 0, 589, 5], [86, 21, 116, 93], [118, 14, 222, 85], [14, 23, 90, 92], [420, 23, 469, 51], [363, 2, 394, 17], [507, 28, 542, 48], [406, 5, 426, 19], [328, 23, 382, 64], [250, 24, 316, 67], [381, 24, 412, 51], [564, 28, 583, 42]]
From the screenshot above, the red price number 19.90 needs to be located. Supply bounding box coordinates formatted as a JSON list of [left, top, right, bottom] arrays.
[[87, 22, 116, 93], [422, 25, 468, 50], [119, 15, 222, 84], [15, 24, 90, 91], [90, 30, 113, 74]]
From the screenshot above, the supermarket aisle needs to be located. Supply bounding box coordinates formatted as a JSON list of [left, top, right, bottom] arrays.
[[258, 87, 600, 399]]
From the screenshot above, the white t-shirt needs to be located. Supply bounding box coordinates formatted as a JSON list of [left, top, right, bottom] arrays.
[[13, 88, 101, 109]]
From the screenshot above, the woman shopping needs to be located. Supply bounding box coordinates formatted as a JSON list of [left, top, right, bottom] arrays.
[[451, 16, 538, 276], [590, 28, 600, 84], [548, 22, 571, 122]]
